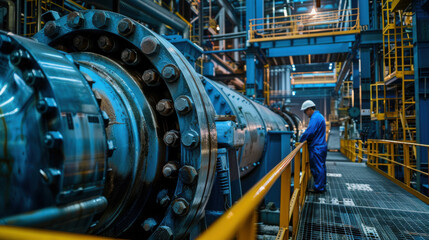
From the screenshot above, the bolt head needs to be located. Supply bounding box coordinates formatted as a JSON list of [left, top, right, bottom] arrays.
[[172, 198, 189, 216], [23, 69, 43, 86], [142, 218, 157, 232], [156, 99, 174, 116], [117, 18, 135, 36], [73, 35, 91, 51], [10, 49, 29, 67], [121, 49, 138, 65], [44, 131, 63, 148], [92, 11, 109, 28], [142, 69, 159, 86], [162, 64, 180, 82], [181, 130, 199, 149], [141, 36, 159, 55], [97, 36, 114, 52], [153, 226, 173, 240], [162, 162, 178, 178], [179, 165, 198, 185], [67, 12, 85, 28], [44, 21, 60, 38], [163, 130, 179, 147], [174, 96, 192, 114]]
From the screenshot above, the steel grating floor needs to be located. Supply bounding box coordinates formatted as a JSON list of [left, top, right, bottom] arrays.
[[297, 158, 429, 240]]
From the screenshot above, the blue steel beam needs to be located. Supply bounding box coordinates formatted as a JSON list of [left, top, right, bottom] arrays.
[[260, 34, 356, 49], [267, 43, 352, 57]]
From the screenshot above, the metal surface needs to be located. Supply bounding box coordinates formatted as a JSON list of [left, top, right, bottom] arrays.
[[297, 160, 429, 239], [0, 9, 303, 239]]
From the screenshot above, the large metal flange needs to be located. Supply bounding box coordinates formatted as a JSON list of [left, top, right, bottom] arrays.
[[34, 10, 218, 239], [0, 31, 108, 230]]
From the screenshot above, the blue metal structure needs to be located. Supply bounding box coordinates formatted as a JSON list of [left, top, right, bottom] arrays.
[[0, 9, 301, 239]]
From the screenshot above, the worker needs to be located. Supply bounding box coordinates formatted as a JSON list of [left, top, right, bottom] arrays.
[[299, 100, 327, 193]]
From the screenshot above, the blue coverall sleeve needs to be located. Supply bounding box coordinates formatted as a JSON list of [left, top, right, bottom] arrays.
[[300, 118, 317, 143]]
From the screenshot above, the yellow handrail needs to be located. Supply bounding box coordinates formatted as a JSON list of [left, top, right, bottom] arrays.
[[0, 226, 117, 240], [341, 139, 429, 204], [197, 142, 310, 240], [249, 8, 360, 42]]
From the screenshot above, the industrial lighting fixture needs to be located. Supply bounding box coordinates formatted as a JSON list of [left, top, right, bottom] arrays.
[[310, 7, 317, 15], [216, 26, 220, 31]]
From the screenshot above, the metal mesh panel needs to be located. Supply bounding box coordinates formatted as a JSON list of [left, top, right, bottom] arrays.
[[297, 159, 429, 239]]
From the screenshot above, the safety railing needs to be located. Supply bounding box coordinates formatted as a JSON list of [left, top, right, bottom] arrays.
[[340, 139, 366, 163], [249, 8, 360, 42], [197, 142, 310, 240], [0, 226, 116, 240], [366, 139, 429, 204]]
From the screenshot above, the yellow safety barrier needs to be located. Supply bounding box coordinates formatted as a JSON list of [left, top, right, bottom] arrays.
[[198, 142, 310, 240], [340, 139, 366, 163], [366, 139, 429, 204], [249, 8, 360, 42]]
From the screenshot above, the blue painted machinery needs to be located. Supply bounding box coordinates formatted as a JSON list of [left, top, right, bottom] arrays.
[[0, 10, 300, 239]]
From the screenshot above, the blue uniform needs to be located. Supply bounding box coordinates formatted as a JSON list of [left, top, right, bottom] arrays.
[[300, 110, 327, 191]]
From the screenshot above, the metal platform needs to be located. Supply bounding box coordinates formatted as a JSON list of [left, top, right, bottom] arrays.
[[327, 126, 341, 150], [297, 157, 429, 239]]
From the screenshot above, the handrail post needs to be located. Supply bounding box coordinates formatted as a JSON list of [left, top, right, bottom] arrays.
[[403, 143, 410, 186], [279, 164, 291, 239], [292, 150, 302, 238], [358, 140, 363, 163]]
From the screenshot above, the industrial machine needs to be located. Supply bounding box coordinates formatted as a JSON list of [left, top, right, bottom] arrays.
[[0, 10, 300, 239]]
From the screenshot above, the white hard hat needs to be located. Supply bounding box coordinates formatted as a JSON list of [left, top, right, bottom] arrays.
[[301, 100, 316, 111]]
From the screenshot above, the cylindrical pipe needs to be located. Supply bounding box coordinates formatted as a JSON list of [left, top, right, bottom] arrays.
[[121, 0, 188, 32], [0, 197, 107, 228]]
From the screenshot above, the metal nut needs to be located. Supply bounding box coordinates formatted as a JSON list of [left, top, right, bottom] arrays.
[[172, 198, 189, 216], [152, 226, 173, 240], [117, 18, 135, 36], [44, 21, 60, 38], [121, 49, 139, 65], [142, 69, 159, 86], [36, 98, 57, 114], [181, 130, 200, 149], [156, 99, 174, 116], [98, 36, 114, 52], [141, 36, 159, 55], [67, 11, 85, 28], [92, 11, 109, 28], [162, 162, 178, 178], [156, 190, 170, 207], [163, 130, 180, 147], [162, 64, 180, 82], [73, 35, 91, 51], [44, 131, 63, 148], [174, 96, 193, 115], [142, 218, 157, 232], [179, 165, 198, 185], [10, 49, 30, 67], [23, 69, 44, 86]]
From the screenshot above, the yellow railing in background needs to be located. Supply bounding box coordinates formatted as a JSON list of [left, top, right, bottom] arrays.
[[341, 139, 429, 204], [340, 139, 366, 163], [366, 139, 429, 204], [197, 142, 310, 240], [249, 8, 360, 42]]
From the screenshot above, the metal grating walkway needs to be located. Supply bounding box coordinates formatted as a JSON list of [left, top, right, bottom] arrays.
[[297, 154, 429, 240]]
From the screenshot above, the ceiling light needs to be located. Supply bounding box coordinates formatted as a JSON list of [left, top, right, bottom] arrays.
[[310, 7, 317, 15], [216, 26, 220, 31]]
